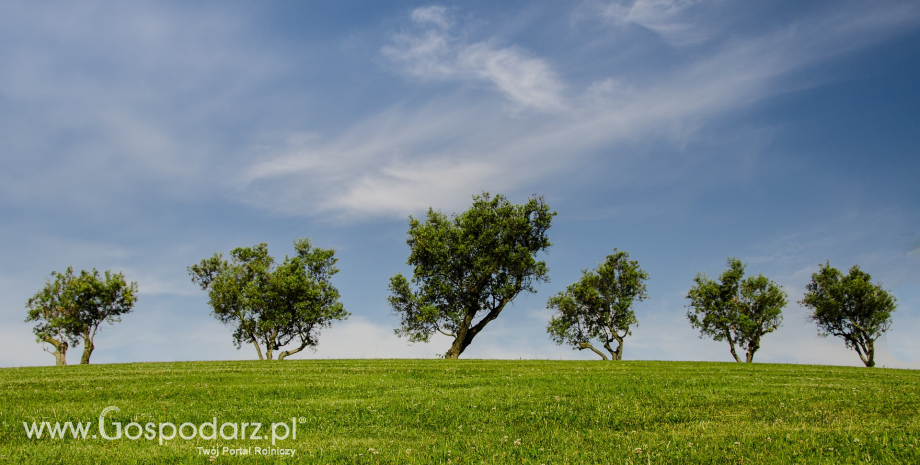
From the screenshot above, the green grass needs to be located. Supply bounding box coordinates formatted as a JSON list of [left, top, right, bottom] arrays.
[[1, 360, 918, 464]]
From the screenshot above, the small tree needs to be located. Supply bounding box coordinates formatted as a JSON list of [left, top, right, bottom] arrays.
[[800, 262, 896, 368], [25, 267, 137, 365], [686, 258, 786, 363], [25, 268, 82, 366], [189, 237, 349, 360], [546, 249, 648, 360], [389, 192, 555, 359]]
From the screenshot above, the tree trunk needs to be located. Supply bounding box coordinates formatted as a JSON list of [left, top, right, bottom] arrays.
[[578, 342, 608, 360], [443, 303, 506, 359], [725, 332, 742, 362], [745, 336, 760, 363], [444, 332, 470, 359], [42, 336, 68, 366], [603, 338, 623, 361], [265, 345, 274, 361], [861, 338, 876, 368], [850, 334, 873, 367], [80, 331, 94, 365], [278, 341, 309, 361], [264, 329, 280, 360], [252, 340, 265, 360]]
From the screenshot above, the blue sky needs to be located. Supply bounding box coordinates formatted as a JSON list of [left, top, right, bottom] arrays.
[[2, 0, 918, 367]]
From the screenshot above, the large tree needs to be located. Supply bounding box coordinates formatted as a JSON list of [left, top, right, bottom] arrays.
[[189, 237, 349, 360], [389, 192, 555, 359], [686, 258, 786, 363], [72, 269, 138, 364], [546, 249, 648, 361], [800, 262, 896, 368], [25, 268, 83, 366], [25, 267, 137, 365]]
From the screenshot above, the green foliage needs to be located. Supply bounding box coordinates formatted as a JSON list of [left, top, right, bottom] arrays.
[[1, 360, 918, 464], [546, 249, 648, 360], [189, 237, 349, 360], [686, 258, 786, 363], [800, 262, 896, 367], [25, 267, 137, 365], [389, 192, 555, 359]]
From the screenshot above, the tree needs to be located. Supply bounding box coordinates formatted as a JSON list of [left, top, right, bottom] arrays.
[[800, 262, 896, 368], [686, 258, 786, 363], [25, 267, 137, 365], [189, 237, 349, 360], [546, 249, 648, 360], [388, 192, 555, 359], [72, 269, 138, 364], [25, 268, 82, 366]]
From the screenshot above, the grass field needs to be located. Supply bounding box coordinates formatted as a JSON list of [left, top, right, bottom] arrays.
[[1, 359, 918, 464]]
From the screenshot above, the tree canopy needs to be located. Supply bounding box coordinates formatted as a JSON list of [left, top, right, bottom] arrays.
[[800, 262, 896, 367], [546, 249, 648, 360], [686, 258, 786, 363], [389, 192, 555, 359], [189, 237, 349, 360], [25, 267, 137, 365]]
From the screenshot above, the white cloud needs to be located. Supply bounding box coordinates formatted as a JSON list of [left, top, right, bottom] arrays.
[[600, 0, 712, 45], [333, 159, 497, 217], [456, 43, 566, 112], [411, 5, 451, 30], [383, 6, 566, 111]]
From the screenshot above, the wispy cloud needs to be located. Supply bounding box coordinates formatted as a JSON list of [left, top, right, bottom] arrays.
[[598, 0, 714, 45], [241, 2, 920, 220], [382, 6, 566, 112], [411, 5, 451, 30]]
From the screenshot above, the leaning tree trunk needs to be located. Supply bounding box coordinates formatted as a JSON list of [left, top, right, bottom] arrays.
[[248, 327, 264, 360], [849, 333, 876, 367], [278, 340, 311, 361], [578, 342, 608, 360], [444, 329, 471, 359], [725, 332, 742, 362], [443, 304, 506, 359], [856, 337, 875, 368]]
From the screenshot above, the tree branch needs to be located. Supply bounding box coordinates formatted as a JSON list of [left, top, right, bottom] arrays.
[[578, 342, 608, 361], [435, 326, 456, 338]]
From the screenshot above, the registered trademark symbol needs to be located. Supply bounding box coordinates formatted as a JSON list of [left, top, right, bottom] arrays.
[[298, 417, 306, 424]]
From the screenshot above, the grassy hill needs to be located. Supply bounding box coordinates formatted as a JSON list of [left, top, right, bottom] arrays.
[[1, 359, 918, 463]]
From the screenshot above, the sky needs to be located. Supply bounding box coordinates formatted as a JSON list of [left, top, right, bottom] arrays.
[[1, 0, 919, 368]]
